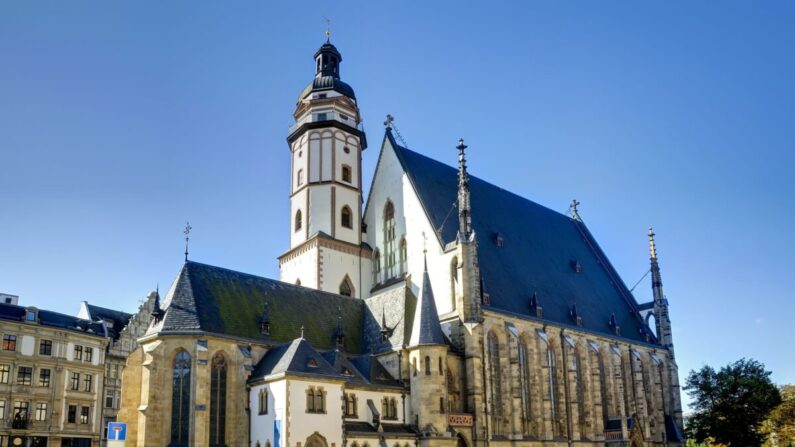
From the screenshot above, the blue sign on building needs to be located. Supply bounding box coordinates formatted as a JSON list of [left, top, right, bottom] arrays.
[[108, 422, 127, 441]]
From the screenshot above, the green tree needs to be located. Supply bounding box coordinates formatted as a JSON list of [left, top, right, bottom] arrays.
[[761, 385, 795, 447], [685, 358, 781, 447]]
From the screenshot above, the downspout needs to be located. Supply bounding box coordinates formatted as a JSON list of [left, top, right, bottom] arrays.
[[560, 329, 573, 446]]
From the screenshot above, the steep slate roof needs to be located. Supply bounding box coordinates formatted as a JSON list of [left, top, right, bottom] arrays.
[[155, 261, 365, 352], [85, 304, 132, 339], [408, 261, 445, 346], [385, 131, 652, 343], [0, 303, 106, 337]]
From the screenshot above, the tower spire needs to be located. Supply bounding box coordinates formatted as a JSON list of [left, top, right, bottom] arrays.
[[648, 227, 675, 357], [457, 138, 472, 240]]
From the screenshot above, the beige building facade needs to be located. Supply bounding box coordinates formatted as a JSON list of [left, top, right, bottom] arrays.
[[0, 304, 108, 447]]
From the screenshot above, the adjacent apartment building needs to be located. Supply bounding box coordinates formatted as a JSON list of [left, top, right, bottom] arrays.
[[0, 302, 108, 447]]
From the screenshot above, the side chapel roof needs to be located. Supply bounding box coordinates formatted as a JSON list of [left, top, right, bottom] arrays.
[[152, 261, 365, 352]]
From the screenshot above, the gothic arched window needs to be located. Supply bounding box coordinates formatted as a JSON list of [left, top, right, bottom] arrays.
[[518, 340, 533, 434], [450, 256, 458, 310], [573, 348, 587, 437], [210, 353, 227, 447], [488, 332, 503, 434], [424, 356, 431, 376], [339, 277, 353, 297], [399, 238, 407, 274], [373, 249, 381, 284], [383, 201, 396, 278], [170, 350, 191, 446], [341, 206, 353, 229], [258, 388, 268, 415], [295, 209, 302, 232]]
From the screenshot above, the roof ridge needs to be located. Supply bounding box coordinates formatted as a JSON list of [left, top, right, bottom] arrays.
[[393, 141, 572, 222]]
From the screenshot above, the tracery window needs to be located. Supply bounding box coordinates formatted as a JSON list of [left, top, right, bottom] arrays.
[[210, 354, 227, 447], [171, 350, 191, 446], [450, 256, 458, 310], [573, 348, 587, 437], [341, 206, 353, 229], [488, 332, 503, 434], [306, 387, 325, 413], [383, 201, 396, 278], [518, 340, 533, 434]]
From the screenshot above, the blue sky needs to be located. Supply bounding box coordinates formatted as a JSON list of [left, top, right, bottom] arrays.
[[1, 1, 793, 402]]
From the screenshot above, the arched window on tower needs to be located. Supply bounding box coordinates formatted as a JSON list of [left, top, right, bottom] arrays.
[[297, 169, 304, 187], [488, 332, 503, 435], [171, 350, 191, 446], [450, 256, 459, 311], [383, 201, 396, 278], [341, 165, 352, 183], [339, 276, 354, 297], [210, 353, 228, 447], [295, 210, 302, 233], [399, 238, 407, 274], [341, 206, 353, 229], [424, 356, 431, 376]]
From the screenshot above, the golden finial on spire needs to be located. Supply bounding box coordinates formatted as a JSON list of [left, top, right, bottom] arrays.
[[648, 227, 658, 260], [323, 17, 331, 41]]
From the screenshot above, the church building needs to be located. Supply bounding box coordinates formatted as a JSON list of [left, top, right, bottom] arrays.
[[118, 38, 684, 447]]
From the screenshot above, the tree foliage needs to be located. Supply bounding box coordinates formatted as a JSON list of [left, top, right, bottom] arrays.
[[685, 358, 781, 447], [761, 385, 795, 447]]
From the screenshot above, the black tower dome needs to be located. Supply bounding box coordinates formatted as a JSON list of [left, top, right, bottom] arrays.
[[298, 40, 356, 101]]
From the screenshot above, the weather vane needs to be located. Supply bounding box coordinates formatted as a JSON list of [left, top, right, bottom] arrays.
[[184, 222, 192, 262], [323, 17, 331, 41], [384, 114, 394, 129]]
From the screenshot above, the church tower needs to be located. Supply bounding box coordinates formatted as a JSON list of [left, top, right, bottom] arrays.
[[278, 37, 370, 296]]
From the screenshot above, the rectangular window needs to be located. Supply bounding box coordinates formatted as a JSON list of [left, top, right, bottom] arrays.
[[39, 369, 51, 387], [2, 335, 17, 351], [39, 339, 52, 356], [74, 345, 83, 361], [71, 372, 80, 390], [84, 347, 93, 362], [0, 400, 5, 420], [316, 112, 328, 121], [0, 365, 9, 384], [105, 391, 114, 409], [80, 406, 90, 424], [83, 374, 92, 392], [68, 405, 77, 423], [13, 401, 29, 420], [35, 403, 47, 421], [17, 366, 32, 386]]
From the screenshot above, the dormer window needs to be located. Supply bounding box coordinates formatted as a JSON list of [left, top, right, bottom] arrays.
[[494, 232, 504, 248], [25, 310, 36, 322], [342, 367, 353, 376], [307, 358, 319, 368]]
